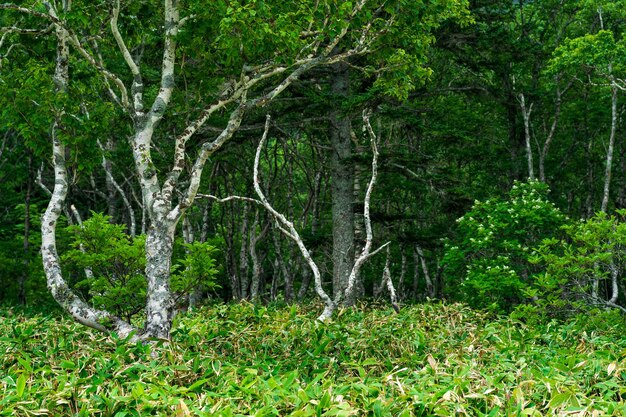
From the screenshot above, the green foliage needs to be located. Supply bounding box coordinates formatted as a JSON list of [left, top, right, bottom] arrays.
[[171, 240, 221, 297], [523, 210, 626, 321], [548, 30, 626, 78], [63, 213, 146, 321], [2, 303, 626, 415], [62, 213, 221, 320], [443, 181, 566, 311]]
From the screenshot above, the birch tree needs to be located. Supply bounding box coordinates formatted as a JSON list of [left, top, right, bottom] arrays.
[[1, 0, 470, 338]]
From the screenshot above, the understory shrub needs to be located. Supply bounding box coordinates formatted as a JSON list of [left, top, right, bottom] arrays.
[[62, 213, 220, 321], [3, 303, 626, 416], [523, 210, 626, 321], [443, 181, 566, 312]]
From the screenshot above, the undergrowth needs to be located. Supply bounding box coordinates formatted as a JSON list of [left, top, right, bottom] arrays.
[[1, 302, 626, 416]]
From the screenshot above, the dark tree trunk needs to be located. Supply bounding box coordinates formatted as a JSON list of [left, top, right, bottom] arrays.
[[329, 63, 355, 304], [19, 150, 33, 306]]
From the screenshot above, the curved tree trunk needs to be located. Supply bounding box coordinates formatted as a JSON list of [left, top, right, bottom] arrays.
[[42, 2, 138, 340]]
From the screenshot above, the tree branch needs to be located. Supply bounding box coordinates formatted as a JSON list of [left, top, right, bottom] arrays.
[[341, 109, 385, 305], [110, 0, 143, 116], [253, 115, 335, 320]]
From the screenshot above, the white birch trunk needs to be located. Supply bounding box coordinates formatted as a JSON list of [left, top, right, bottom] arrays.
[[601, 82, 618, 213], [342, 111, 390, 305], [144, 222, 176, 339], [518, 92, 535, 181], [42, 3, 137, 340], [253, 116, 335, 320]]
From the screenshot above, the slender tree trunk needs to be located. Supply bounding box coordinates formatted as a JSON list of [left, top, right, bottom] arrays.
[[538, 80, 570, 182], [297, 171, 322, 301], [518, 92, 535, 181], [601, 83, 618, 213], [42, 3, 137, 339], [253, 116, 335, 320], [412, 248, 420, 300], [104, 141, 118, 222], [329, 63, 355, 304], [342, 111, 389, 304], [416, 244, 434, 298], [249, 210, 264, 300], [398, 246, 407, 301], [505, 72, 522, 182], [238, 203, 250, 299], [272, 226, 294, 302], [383, 246, 400, 313]]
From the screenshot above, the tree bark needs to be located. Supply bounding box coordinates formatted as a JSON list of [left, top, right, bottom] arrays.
[[415, 244, 435, 298], [144, 221, 176, 339], [272, 226, 294, 303], [238, 203, 250, 299], [249, 210, 269, 300], [601, 82, 618, 213], [518, 92, 535, 181], [42, 2, 137, 339], [329, 63, 355, 303]]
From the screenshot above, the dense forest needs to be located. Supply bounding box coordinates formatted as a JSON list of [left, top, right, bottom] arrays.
[[3, 0, 626, 415], [3, 0, 626, 328]]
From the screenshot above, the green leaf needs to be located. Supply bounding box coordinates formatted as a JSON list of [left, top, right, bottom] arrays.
[[60, 360, 76, 370], [16, 374, 26, 397]]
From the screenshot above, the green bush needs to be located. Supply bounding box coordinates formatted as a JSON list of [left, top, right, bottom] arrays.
[[443, 181, 566, 312], [171, 240, 221, 304], [524, 210, 626, 320], [62, 213, 220, 321], [63, 213, 147, 321]]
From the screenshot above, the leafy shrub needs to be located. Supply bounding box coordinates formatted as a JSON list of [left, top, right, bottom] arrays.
[[171, 240, 221, 305], [62, 213, 221, 321], [63, 213, 147, 321], [443, 181, 566, 312], [524, 210, 626, 320]]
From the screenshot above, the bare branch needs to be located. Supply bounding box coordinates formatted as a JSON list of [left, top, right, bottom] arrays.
[[342, 109, 384, 305], [97, 140, 136, 237], [253, 115, 335, 320], [110, 0, 143, 116], [196, 193, 262, 206]]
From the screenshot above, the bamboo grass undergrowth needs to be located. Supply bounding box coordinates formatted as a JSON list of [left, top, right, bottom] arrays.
[[1, 302, 626, 416]]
